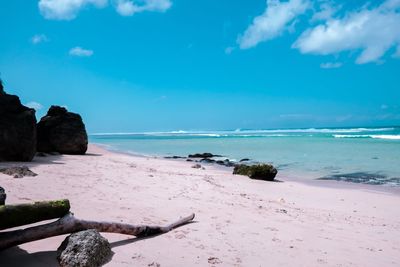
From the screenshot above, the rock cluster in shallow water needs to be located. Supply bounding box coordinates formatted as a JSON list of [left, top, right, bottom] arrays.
[[233, 164, 278, 181], [166, 152, 278, 181]]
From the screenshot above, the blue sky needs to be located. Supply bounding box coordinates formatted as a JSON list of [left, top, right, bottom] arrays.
[[1, 0, 399, 133]]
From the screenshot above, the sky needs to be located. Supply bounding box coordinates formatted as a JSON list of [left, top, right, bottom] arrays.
[[0, 0, 400, 133]]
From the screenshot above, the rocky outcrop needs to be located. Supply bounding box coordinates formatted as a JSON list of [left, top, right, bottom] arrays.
[[188, 153, 221, 158], [57, 229, 112, 267], [0, 186, 6, 205], [0, 81, 37, 162], [233, 164, 278, 181], [37, 106, 88, 155]]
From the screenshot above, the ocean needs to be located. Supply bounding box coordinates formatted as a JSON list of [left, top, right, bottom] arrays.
[[90, 126, 400, 186]]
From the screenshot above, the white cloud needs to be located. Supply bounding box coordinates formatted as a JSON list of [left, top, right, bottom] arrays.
[[320, 62, 342, 69], [237, 0, 310, 49], [38, 0, 172, 19], [31, 34, 49, 44], [293, 0, 400, 64], [311, 1, 340, 22], [69, 46, 94, 57], [25, 101, 43, 111], [115, 0, 172, 16], [394, 45, 400, 57], [225, 46, 235, 55], [39, 0, 107, 20]]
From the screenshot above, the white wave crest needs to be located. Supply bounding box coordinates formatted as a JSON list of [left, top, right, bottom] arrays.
[[333, 134, 400, 140], [371, 135, 400, 140]]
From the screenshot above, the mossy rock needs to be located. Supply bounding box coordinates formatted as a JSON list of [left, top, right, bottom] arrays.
[[233, 164, 277, 181]]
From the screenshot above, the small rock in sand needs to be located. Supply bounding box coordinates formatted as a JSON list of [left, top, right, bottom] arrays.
[[0, 166, 38, 178], [208, 257, 222, 264], [192, 164, 202, 169]]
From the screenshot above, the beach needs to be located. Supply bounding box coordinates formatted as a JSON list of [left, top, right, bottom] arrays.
[[1, 144, 399, 267]]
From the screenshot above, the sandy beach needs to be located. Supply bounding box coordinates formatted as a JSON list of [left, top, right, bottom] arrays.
[[1, 144, 400, 267]]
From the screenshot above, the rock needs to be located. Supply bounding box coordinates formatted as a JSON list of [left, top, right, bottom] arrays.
[[0, 186, 6, 205], [223, 159, 236, 167], [57, 229, 112, 267], [37, 106, 88, 155], [0, 166, 38, 178], [233, 164, 278, 181], [239, 158, 250, 162], [0, 81, 37, 162], [188, 153, 221, 158], [200, 158, 216, 164], [164, 156, 185, 159], [192, 164, 202, 169], [215, 159, 236, 167]]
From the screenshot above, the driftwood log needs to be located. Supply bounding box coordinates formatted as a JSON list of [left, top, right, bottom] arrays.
[[0, 211, 195, 251], [0, 199, 70, 230]]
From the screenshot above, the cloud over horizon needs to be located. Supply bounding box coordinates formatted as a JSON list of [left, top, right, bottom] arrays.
[[38, 0, 172, 20]]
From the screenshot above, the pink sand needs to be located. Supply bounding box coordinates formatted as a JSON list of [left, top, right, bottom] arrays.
[[1, 144, 400, 266]]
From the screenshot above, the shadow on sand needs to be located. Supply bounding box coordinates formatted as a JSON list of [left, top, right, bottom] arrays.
[[0, 247, 58, 267]]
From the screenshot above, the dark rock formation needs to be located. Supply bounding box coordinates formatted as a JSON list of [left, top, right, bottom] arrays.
[[0, 166, 38, 178], [233, 164, 278, 181], [200, 158, 216, 164], [37, 106, 88, 155], [188, 153, 221, 158], [0, 82, 37, 162], [318, 172, 396, 185], [57, 229, 112, 267], [192, 164, 202, 169], [164, 156, 186, 159], [0, 186, 6, 205]]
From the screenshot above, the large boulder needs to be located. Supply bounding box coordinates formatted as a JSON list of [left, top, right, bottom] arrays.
[[57, 229, 112, 267], [0, 81, 37, 162], [37, 106, 88, 154], [233, 164, 278, 181], [0, 186, 6, 205]]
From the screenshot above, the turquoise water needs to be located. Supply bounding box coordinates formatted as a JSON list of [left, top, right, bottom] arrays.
[[91, 127, 400, 186]]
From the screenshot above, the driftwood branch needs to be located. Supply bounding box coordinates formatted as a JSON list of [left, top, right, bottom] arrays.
[[0, 199, 70, 230], [0, 212, 195, 251]]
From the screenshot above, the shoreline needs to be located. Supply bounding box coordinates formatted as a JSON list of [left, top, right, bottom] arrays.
[[1, 144, 400, 266], [93, 142, 400, 196]]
